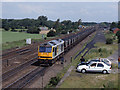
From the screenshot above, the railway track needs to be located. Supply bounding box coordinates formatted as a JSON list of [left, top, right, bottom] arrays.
[[2, 57, 38, 82], [2, 46, 37, 61], [2, 27, 96, 89], [2, 38, 60, 64], [4, 67, 47, 88]]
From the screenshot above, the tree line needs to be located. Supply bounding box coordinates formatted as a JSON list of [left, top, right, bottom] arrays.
[[1, 16, 97, 34]]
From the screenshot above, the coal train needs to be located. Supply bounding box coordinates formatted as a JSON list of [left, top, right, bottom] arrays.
[[38, 28, 96, 66]]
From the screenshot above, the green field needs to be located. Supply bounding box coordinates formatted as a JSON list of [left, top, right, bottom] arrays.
[[2, 31, 45, 43], [0, 30, 51, 50]]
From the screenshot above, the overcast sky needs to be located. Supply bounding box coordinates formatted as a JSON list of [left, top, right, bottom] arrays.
[[2, 2, 118, 22]]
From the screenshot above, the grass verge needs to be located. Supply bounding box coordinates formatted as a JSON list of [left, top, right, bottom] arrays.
[[59, 31, 118, 88]]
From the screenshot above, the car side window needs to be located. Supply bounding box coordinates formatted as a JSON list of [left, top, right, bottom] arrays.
[[97, 63, 104, 67], [90, 63, 96, 67]]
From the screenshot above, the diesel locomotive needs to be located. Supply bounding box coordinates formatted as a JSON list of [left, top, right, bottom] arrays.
[[38, 28, 95, 66]]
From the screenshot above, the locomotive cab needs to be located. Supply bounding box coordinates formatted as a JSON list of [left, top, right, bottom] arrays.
[[38, 39, 64, 66]]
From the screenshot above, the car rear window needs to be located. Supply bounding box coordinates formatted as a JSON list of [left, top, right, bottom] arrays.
[[97, 63, 104, 67], [102, 61, 111, 66]]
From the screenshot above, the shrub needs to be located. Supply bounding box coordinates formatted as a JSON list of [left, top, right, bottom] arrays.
[[11, 29, 17, 32], [47, 30, 56, 37], [48, 76, 60, 86], [27, 26, 40, 34], [106, 38, 113, 44], [44, 37, 47, 40], [61, 30, 67, 34], [98, 48, 102, 52]]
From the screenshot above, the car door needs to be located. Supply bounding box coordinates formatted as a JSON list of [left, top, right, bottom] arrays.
[[87, 63, 97, 72], [95, 63, 104, 72]]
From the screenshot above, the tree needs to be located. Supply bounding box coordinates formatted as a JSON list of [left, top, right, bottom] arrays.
[[110, 22, 117, 30], [61, 30, 67, 34], [27, 26, 40, 34], [78, 19, 82, 26], [61, 20, 72, 31], [37, 16, 48, 26], [47, 30, 56, 37], [116, 31, 120, 43], [53, 19, 60, 33], [4, 26, 9, 31], [117, 21, 120, 29], [54, 19, 60, 29]]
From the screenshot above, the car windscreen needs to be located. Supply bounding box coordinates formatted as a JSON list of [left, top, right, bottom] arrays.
[[79, 63, 87, 65], [39, 47, 52, 53]]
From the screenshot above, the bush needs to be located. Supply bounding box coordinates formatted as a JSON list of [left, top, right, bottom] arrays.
[[116, 31, 120, 43], [48, 76, 60, 86], [61, 30, 67, 34], [106, 38, 113, 44], [27, 26, 40, 34], [44, 37, 47, 40], [11, 29, 17, 32], [98, 48, 102, 52], [47, 30, 56, 37]]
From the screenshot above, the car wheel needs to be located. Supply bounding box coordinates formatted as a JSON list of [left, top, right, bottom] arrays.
[[81, 69, 86, 73], [102, 70, 107, 74]]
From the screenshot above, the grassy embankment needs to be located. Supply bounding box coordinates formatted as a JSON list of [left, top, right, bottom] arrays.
[[59, 30, 118, 88], [1, 30, 54, 50], [46, 30, 118, 88]]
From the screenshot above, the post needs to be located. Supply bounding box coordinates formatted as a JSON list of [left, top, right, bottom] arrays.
[[41, 68, 45, 89], [42, 34, 44, 40], [71, 56, 72, 63]]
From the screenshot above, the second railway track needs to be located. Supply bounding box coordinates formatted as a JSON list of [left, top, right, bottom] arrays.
[[4, 67, 47, 88], [2, 57, 38, 88]]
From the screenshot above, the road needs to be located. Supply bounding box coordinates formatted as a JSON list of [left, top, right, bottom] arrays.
[[74, 30, 106, 60]]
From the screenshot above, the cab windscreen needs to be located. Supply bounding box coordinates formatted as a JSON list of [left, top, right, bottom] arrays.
[[39, 47, 52, 53]]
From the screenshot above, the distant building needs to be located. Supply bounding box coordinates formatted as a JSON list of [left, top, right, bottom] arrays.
[[39, 27, 50, 34], [39, 27, 56, 34], [112, 28, 120, 34], [39, 27, 48, 30]]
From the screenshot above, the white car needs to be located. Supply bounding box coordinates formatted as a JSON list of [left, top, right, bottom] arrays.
[[77, 58, 111, 68], [77, 62, 111, 74]]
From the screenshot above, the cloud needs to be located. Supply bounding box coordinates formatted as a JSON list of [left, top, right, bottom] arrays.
[[2, 2, 118, 22], [2, 0, 119, 2], [18, 4, 44, 14], [2, 0, 27, 2]]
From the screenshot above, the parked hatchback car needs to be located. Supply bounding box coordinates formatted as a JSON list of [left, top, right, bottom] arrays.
[[77, 62, 111, 74], [77, 58, 111, 68]]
